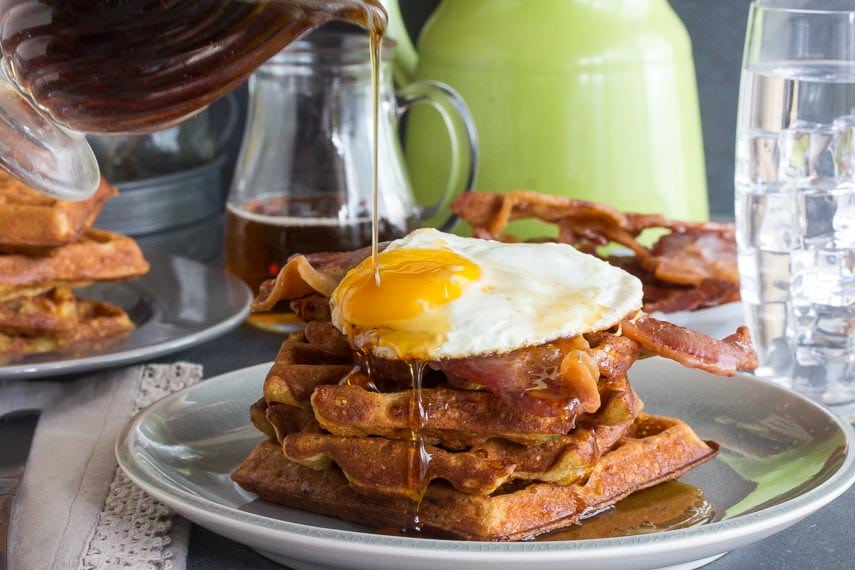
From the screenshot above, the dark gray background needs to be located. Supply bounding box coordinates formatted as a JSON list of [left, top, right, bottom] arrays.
[[398, 0, 755, 219]]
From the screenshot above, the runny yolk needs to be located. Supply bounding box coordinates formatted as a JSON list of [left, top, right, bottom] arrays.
[[332, 247, 481, 358]]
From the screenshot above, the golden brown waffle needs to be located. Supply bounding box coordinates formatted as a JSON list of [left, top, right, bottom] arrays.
[[0, 287, 77, 336], [233, 414, 718, 541], [0, 298, 134, 364], [255, 393, 626, 494], [0, 228, 150, 301], [0, 173, 117, 250], [229, 317, 722, 541], [261, 327, 634, 447], [311, 384, 578, 447], [281, 422, 633, 497], [235, 259, 723, 540]]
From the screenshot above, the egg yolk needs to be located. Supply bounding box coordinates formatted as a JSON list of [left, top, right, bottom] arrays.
[[332, 247, 481, 357]]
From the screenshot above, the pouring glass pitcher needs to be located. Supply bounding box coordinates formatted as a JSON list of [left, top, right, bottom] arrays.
[[0, 0, 386, 200], [224, 30, 477, 331]]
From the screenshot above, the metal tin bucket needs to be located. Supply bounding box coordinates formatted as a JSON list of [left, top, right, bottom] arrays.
[[95, 155, 227, 261]]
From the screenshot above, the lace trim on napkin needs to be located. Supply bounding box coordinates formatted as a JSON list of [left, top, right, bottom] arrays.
[[79, 363, 202, 570]]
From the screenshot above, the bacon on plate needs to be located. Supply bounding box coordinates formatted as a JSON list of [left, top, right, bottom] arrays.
[[452, 190, 740, 313]]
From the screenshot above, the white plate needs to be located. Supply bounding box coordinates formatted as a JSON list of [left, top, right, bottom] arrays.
[[117, 359, 855, 570], [0, 252, 252, 380], [652, 302, 746, 339]]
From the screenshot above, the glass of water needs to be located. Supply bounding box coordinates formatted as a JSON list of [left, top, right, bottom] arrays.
[[736, 0, 855, 405]]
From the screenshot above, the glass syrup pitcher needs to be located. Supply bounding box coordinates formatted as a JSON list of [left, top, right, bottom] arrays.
[[224, 30, 477, 333], [0, 0, 386, 200]]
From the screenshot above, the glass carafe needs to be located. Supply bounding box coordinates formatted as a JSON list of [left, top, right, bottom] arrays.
[[0, 0, 386, 200], [735, 0, 855, 406], [224, 30, 477, 331]]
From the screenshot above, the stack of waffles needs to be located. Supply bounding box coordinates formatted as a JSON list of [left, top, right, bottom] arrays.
[[230, 187, 764, 540], [233, 318, 720, 541], [0, 172, 150, 364]]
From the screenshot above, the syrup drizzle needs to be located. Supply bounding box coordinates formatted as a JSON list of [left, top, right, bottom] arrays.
[[363, 14, 431, 531], [369, 27, 382, 285], [375, 481, 714, 540], [406, 361, 431, 530], [537, 481, 715, 541], [345, 344, 433, 531]]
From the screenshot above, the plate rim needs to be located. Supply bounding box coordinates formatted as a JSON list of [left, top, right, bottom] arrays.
[[0, 252, 252, 380], [116, 361, 855, 563]]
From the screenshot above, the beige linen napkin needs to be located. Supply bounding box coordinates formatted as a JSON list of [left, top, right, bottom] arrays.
[[0, 362, 201, 570]]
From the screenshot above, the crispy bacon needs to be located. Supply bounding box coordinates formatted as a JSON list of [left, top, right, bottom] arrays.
[[621, 313, 758, 376], [605, 255, 739, 313], [452, 191, 740, 314], [583, 332, 641, 378], [434, 317, 758, 419], [253, 246, 373, 311], [256, 191, 740, 316], [434, 313, 758, 419], [645, 231, 739, 286], [290, 293, 333, 323], [433, 339, 601, 419], [452, 190, 627, 234], [642, 279, 741, 314]]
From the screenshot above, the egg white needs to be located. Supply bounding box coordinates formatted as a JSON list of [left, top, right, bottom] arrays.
[[330, 228, 643, 360]]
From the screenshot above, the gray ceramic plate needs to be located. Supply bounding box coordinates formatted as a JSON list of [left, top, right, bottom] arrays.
[[0, 252, 252, 380], [117, 359, 855, 570]]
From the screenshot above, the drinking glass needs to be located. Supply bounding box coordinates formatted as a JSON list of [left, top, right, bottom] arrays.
[[736, 0, 855, 405]]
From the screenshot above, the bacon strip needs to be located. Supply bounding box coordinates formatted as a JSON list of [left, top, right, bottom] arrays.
[[433, 339, 602, 419], [642, 279, 741, 314], [606, 255, 740, 313], [646, 231, 739, 286], [620, 314, 758, 376], [452, 191, 632, 245], [452, 191, 740, 313], [583, 332, 641, 379], [252, 246, 373, 311]]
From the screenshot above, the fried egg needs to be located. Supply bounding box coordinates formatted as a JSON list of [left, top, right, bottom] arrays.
[[330, 228, 642, 360]]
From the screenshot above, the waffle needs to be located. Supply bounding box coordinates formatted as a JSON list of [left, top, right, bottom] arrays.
[[0, 173, 117, 250], [233, 319, 718, 540], [0, 228, 150, 301], [230, 218, 756, 539], [0, 287, 77, 336], [0, 298, 134, 364], [261, 329, 641, 446], [233, 414, 717, 541]]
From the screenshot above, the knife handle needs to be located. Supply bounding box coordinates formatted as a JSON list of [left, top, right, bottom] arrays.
[[0, 495, 10, 570]]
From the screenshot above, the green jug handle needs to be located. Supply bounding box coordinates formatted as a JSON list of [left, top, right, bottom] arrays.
[[396, 80, 478, 232], [380, 0, 418, 85]]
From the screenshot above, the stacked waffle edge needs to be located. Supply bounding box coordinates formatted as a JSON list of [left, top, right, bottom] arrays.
[[233, 319, 719, 541], [0, 172, 149, 364]]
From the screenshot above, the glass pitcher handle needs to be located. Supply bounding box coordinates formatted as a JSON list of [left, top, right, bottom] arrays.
[[0, 59, 100, 201], [396, 80, 478, 231]]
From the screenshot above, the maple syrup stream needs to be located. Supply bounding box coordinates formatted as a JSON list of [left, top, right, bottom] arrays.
[[370, 30, 382, 285], [366, 24, 430, 529]]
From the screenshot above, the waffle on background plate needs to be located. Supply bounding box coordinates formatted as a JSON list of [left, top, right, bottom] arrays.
[[0, 173, 149, 364]]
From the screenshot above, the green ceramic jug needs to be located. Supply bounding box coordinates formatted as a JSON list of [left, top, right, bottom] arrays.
[[389, 0, 708, 238]]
